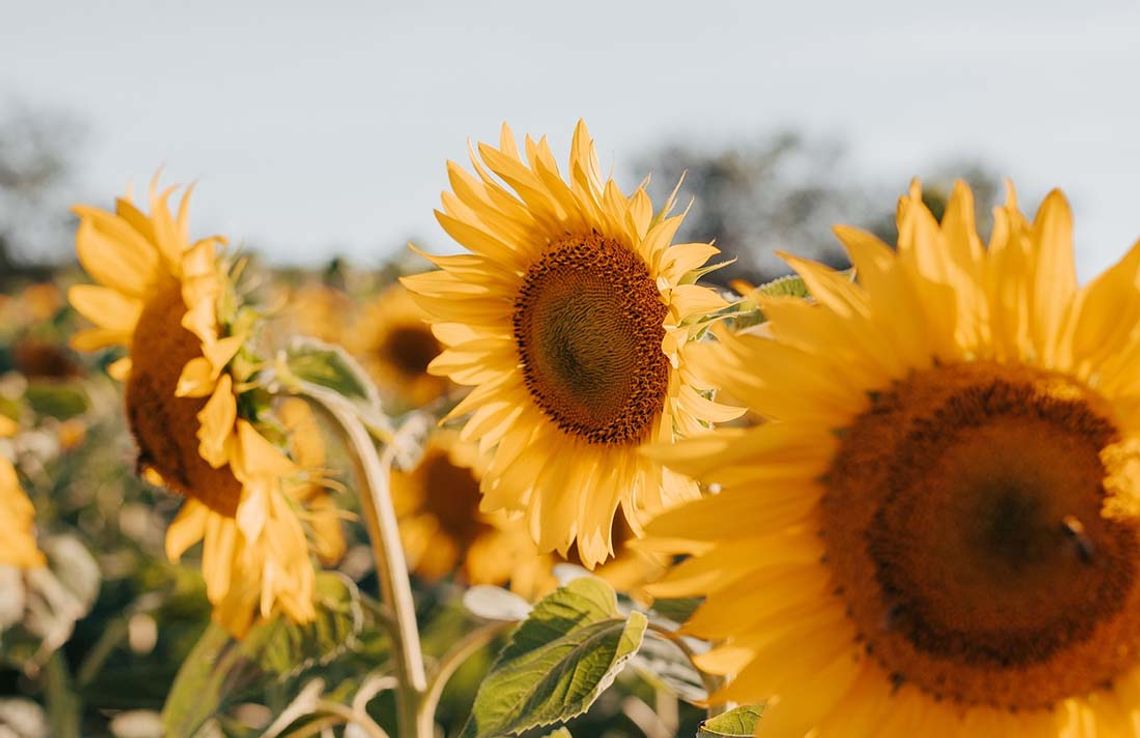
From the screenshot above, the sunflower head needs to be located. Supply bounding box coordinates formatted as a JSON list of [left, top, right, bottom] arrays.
[[644, 181, 1140, 735], [390, 430, 502, 581], [351, 284, 449, 408], [0, 416, 45, 570], [70, 181, 343, 637], [402, 121, 740, 567], [391, 431, 565, 595]]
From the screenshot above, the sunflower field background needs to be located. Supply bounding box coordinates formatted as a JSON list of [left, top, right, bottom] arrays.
[[0, 110, 996, 738], [5, 3, 1140, 737]]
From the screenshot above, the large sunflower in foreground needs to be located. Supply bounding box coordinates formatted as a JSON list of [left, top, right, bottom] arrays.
[[402, 121, 740, 566], [643, 182, 1140, 736], [0, 416, 44, 570], [69, 184, 343, 637]]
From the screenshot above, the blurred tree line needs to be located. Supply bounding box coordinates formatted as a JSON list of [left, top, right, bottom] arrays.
[[0, 104, 1005, 289], [0, 105, 84, 287], [636, 130, 1002, 286]]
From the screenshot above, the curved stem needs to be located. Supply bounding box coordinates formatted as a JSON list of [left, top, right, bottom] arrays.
[[302, 386, 428, 738], [416, 620, 514, 734]]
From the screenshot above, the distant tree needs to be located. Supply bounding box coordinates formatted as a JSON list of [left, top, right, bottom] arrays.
[[634, 131, 877, 285], [635, 132, 1004, 287], [0, 104, 85, 282]]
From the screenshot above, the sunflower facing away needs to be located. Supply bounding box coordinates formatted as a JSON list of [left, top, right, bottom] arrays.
[[402, 121, 740, 567], [643, 182, 1140, 736], [0, 416, 45, 570], [350, 284, 450, 408], [69, 184, 343, 637]]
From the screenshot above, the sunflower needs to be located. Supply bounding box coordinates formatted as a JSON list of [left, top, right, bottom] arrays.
[[390, 430, 541, 589], [69, 183, 343, 637], [402, 121, 740, 567], [643, 182, 1140, 736], [350, 284, 450, 408], [0, 416, 44, 570], [391, 430, 660, 600], [280, 282, 355, 347]]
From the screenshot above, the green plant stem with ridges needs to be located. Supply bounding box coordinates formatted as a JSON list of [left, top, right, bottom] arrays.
[[300, 385, 428, 738]]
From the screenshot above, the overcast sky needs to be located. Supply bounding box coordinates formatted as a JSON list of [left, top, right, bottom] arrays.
[[3, 0, 1138, 279]]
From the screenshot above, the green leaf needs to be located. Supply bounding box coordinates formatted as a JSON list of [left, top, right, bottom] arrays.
[[460, 577, 647, 738], [283, 338, 379, 407], [161, 622, 238, 738], [161, 574, 366, 737], [649, 597, 703, 625], [23, 383, 89, 420], [253, 573, 365, 676], [753, 274, 809, 300], [697, 705, 765, 737], [631, 635, 707, 704]]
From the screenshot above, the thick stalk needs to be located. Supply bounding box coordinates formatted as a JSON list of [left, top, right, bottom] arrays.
[[306, 387, 428, 738]]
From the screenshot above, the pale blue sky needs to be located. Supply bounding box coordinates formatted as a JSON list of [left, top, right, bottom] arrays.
[[3, 0, 1138, 278]]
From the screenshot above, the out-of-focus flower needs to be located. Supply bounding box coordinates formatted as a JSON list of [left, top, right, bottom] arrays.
[[281, 283, 355, 346], [350, 284, 449, 409], [0, 415, 45, 571], [391, 431, 533, 586], [391, 430, 665, 601]]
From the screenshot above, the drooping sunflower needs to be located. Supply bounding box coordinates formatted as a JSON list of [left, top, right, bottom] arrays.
[[643, 182, 1140, 736], [402, 121, 740, 567], [69, 183, 344, 637], [350, 284, 450, 408], [0, 416, 44, 570]]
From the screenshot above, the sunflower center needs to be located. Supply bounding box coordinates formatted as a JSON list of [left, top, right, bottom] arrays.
[[126, 281, 243, 517], [513, 234, 669, 445], [382, 325, 440, 377], [421, 449, 491, 545], [822, 361, 1140, 711]]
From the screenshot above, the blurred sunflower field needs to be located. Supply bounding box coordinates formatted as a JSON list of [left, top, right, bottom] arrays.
[[7, 116, 1140, 738]]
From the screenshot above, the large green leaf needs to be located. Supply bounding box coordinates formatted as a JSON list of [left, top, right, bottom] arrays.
[[697, 705, 765, 737], [161, 573, 366, 737], [460, 576, 647, 738]]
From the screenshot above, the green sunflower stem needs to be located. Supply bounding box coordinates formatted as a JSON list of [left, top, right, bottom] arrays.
[[302, 386, 428, 738]]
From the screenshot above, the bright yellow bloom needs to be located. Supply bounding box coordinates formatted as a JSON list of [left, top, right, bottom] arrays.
[[69, 183, 343, 637], [0, 416, 44, 570], [403, 121, 740, 567], [644, 182, 1140, 736], [350, 284, 450, 408]]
